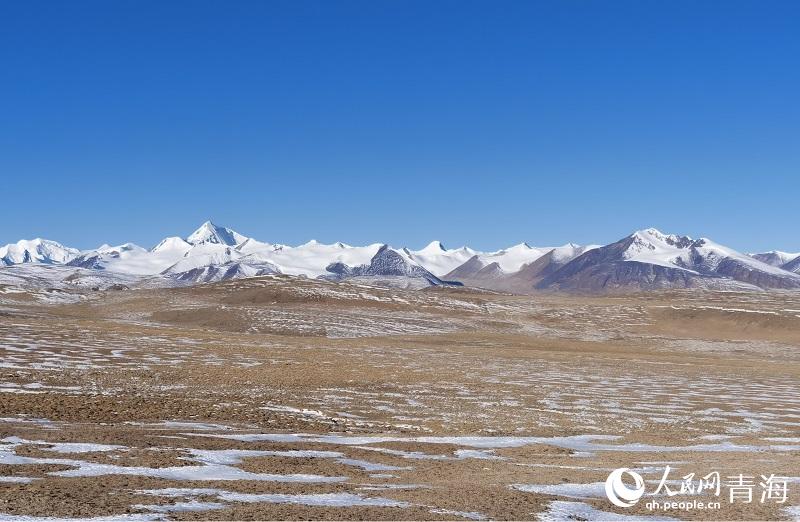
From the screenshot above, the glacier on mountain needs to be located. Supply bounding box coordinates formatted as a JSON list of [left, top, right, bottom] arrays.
[[2, 222, 799, 292]]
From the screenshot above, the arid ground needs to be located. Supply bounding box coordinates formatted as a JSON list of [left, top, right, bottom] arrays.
[[1, 276, 799, 520]]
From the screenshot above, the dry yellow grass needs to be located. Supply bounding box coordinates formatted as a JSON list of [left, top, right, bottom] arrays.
[[0, 277, 798, 520]]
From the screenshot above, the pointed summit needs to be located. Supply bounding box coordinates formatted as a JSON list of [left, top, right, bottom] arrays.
[[505, 242, 534, 252], [186, 220, 247, 246], [151, 236, 192, 253], [419, 240, 447, 254]]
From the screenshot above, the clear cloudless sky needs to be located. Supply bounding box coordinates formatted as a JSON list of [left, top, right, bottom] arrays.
[[1, 0, 798, 251]]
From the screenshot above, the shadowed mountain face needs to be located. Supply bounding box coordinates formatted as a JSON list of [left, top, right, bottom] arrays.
[[750, 251, 797, 267], [67, 253, 110, 270], [442, 255, 504, 287], [169, 260, 280, 284], [534, 236, 694, 291], [443, 249, 575, 293], [502, 249, 578, 291], [441, 230, 800, 293], [536, 254, 698, 292], [1, 239, 80, 266], [711, 256, 800, 289], [534, 234, 800, 292], [326, 245, 460, 287], [782, 256, 800, 274]]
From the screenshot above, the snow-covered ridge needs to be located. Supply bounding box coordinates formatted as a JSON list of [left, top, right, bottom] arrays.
[[2, 222, 798, 291], [480, 242, 600, 273], [622, 228, 696, 270], [0, 239, 80, 266], [749, 250, 800, 270], [620, 228, 795, 277], [2, 220, 580, 280], [402, 241, 477, 277]]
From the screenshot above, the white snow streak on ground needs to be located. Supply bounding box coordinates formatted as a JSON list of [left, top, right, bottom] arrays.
[[186, 432, 800, 455], [137, 488, 410, 508], [512, 482, 606, 499], [0, 476, 37, 483], [428, 508, 488, 520], [0, 515, 163, 522], [783, 505, 800, 521], [0, 438, 348, 483], [1, 426, 799, 519], [537, 500, 678, 521]]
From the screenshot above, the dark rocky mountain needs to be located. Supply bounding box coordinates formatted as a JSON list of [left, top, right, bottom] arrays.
[[166, 259, 280, 284], [326, 245, 460, 287]]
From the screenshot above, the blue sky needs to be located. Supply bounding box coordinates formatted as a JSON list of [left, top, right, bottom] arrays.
[[2, 1, 798, 252]]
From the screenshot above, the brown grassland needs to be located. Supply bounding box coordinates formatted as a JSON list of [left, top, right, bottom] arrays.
[[0, 276, 799, 520]]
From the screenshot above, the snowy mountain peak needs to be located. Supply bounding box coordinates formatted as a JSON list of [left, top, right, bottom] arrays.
[[186, 221, 247, 246], [324, 243, 449, 287], [402, 241, 478, 277], [151, 236, 192, 253], [0, 238, 80, 266], [97, 243, 144, 254], [622, 228, 697, 270], [629, 228, 694, 250], [499, 243, 534, 253], [419, 240, 447, 254], [548, 243, 597, 263]]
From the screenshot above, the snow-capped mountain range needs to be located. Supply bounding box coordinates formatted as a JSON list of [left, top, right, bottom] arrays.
[[2, 222, 799, 292]]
